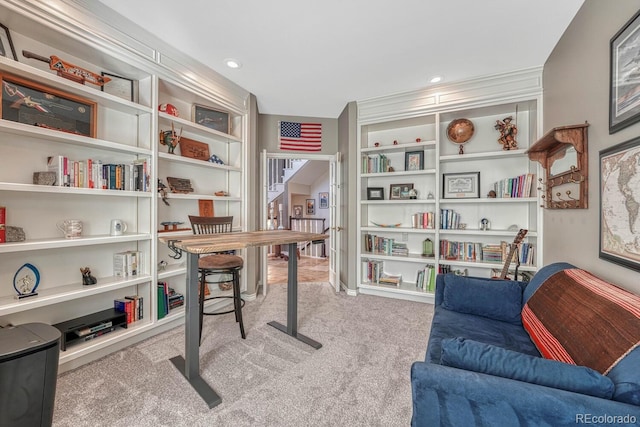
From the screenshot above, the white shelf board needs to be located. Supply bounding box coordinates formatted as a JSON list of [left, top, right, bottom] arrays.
[[358, 282, 434, 303], [0, 182, 153, 197], [439, 197, 537, 204], [361, 226, 436, 234], [0, 56, 153, 116], [161, 193, 242, 201], [0, 120, 152, 156], [0, 275, 152, 316], [362, 169, 436, 178], [361, 252, 437, 264], [158, 152, 241, 171], [361, 199, 436, 205], [440, 149, 528, 162], [0, 233, 152, 253], [158, 112, 242, 143], [439, 229, 538, 237], [361, 140, 436, 153], [158, 264, 186, 279]]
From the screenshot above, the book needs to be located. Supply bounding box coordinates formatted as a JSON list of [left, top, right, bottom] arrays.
[[0, 206, 4, 243]]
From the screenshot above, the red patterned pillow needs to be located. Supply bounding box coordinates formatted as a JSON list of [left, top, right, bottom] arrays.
[[522, 269, 640, 374]]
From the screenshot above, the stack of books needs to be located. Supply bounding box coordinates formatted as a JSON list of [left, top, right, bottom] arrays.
[[114, 295, 143, 324], [113, 251, 142, 277]]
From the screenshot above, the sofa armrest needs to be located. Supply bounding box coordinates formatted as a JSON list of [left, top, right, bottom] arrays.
[[411, 362, 640, 427]]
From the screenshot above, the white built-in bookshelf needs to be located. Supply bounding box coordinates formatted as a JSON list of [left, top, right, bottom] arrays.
[[356, 69, 543, 303], [0, 1, 248, 371]]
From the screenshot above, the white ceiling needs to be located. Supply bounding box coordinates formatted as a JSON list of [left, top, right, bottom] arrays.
[[97, 0, 584, 118]]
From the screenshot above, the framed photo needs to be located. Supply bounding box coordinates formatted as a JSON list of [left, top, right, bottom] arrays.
[[192, 103, 230, 134], [198, 199, 214, 217], [0, 23, 16, 60], [367, 187, 384, 200], [442, 172, 480, 199], [390, 183, 414, 200], [306, 198, 315, 215], [610, 10, 640, 133], [0, 74, 96, 137], [293, 205, 303, 218], [319, 192, 329, 208], [405, 151, 424, 171], [600, 136, 640, 271], [179, 136, 210, 161], [101, 72, 136, 102]]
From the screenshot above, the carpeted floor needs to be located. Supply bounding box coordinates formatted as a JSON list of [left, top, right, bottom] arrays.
[[52, 282, 434, 427]]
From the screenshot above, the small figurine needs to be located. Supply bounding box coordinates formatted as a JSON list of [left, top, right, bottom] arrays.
[[159, 122, 182, 154], [393, 140, 398, 145], [427, 192, 435, 200], [158, 260, 168, 271], [374, 142, 380, 147], [158, 179, 170, 206], [416, 138, 422, 143], [494, 116, 518, 150], [487, 190, 497, 198], [409, 188, 418, 199], [80, 267, 97, 286]]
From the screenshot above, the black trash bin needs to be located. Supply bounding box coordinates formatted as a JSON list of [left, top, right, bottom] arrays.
[[0, 323, 61, 427]]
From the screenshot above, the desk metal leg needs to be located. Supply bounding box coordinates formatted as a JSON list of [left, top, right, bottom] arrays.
[[170, 252, 222, 408], [268, 242, 322, 349]]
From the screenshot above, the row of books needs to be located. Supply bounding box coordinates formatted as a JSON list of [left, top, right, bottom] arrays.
[[416, 265, 437, 292], [362, 259, 403, 286], [411, 211, 436, 229], [114, 295, 144, 324], [363, 234, 408, 256], [441, 239, 535, 265], [157, 282, 184, 319], [113, 251, 142, 277], [362, 153, 392, 174], [440, 209, 462, 230], [46, 155, 150, 191], [492, 173, 535, 198]]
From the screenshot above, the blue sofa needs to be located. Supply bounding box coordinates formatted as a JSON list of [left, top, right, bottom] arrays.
[[411, 262, 640, 426]]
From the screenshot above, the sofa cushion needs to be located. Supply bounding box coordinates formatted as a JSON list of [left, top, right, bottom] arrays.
[[522, 268, 640, 374], [440, 337, 615, 399], [426, 306, 540, 364], [441, 274, 523, 325]]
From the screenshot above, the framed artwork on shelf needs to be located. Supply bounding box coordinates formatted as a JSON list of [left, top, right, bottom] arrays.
[[442, 172, 480, 199], [319, 192, 329, 208], [390, 183, 414, 200], [198, 199, 214, 217], [367, 187, 384, 200], [610, 10, 640, 133], [306, 198, 315, 215], [180, 137, 210, 161], [293, 205, 303, 218], [599, 135, 640, 271], [192, 103, 230, 134], [101, 72, 136, 102], [0, 74, 96, 137], [405, 151, 424, 171], [0, 23, 17, 60]]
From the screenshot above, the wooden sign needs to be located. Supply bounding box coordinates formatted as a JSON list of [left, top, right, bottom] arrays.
[[180, 137, 210, 161], [198, 199, 214, 217], [166, 177, 194, 193]]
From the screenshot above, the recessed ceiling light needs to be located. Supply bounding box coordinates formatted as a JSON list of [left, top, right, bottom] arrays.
[[429, 75, 443, 84], [224, 58, 242, 69]]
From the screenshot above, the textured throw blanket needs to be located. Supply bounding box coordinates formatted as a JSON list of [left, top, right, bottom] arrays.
[[522, 269, 640, 375]]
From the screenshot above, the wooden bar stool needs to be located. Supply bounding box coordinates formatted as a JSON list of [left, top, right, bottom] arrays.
[[188, 215, 246, 343]]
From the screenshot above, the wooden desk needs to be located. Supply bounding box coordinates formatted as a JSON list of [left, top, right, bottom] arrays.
[[159, 230, 328, 408]]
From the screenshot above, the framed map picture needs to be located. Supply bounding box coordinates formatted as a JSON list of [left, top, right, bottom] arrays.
[[600, 135, 640, 271]]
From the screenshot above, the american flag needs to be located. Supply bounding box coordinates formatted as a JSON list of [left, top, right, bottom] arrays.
[[279, 121, 322, 151]]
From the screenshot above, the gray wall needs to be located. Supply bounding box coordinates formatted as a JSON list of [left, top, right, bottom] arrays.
[[258, 114, 338, 154], [543, 0, 640, 293]]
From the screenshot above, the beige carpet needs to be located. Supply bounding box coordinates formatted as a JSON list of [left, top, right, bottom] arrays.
[[52, 282, 434, 427]]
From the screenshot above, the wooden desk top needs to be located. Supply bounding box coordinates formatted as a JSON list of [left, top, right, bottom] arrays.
[[158, 229, 328, 254]]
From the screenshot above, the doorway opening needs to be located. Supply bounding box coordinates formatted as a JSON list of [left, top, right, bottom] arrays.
[[264, 156, 331, 286]]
